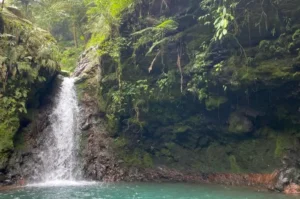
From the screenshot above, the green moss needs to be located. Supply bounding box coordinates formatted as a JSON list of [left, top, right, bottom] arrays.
[[228, 113, 252, 134], [106, 114, 119, 134], [275, 135, 294, 157], [114, 137, 128, 148], [227, 139, 281, 173], [75, 77, 97, 102], [59, 70, 71, 77], [75, 79, 89, 101], [0, 152, 9, 170], [123, 150, 142, 166], [160, 148, 172, 157], [229, 155, 241, 173], [255, 127, 277, 137], [142, 153, 154, 168], [13, 128, 28, 151], [165, 142, 176, 150], [0, 118, 19, 152], [232, 59, 300, 86], [0, 116, 19, 169], [120, 149, 153, 168], [203, 143, 231, 172], [205, 96, 228, 111]]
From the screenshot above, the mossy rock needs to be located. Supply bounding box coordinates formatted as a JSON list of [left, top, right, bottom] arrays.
[[228, 113, 253, 134], [275, 135, 295, 158], [229, 155, 241, 173], [233, 139, 280, 172], [5, 6, 24, 18], [0, 152, 9, 170], [113, 137, 128, 149], [120, 149, 153, 168], [255, 127, 277, 137], [200, 143, 232, 172], [231, 58, 300, 87], [205, 96, 228, 111], [59, 70, 71, 77], [142, 153, 154, 168]]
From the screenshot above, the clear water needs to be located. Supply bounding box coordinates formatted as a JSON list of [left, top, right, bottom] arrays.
[[0, 183, 298, 199]]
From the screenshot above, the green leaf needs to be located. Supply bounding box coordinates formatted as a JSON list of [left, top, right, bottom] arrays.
[[222, 19, 228, 28], [223, 7, 227, 15]]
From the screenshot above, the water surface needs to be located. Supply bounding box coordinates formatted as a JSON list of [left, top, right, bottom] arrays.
[[0, 183, 298, 199]]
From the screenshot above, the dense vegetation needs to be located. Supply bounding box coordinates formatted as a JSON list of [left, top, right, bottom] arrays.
[[1, 0, 300, 183], [0, 6, 59, 169], [74, 0, 300, 173]]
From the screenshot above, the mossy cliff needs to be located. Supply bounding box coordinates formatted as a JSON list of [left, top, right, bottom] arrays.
[[74, 0, 300, 179], [0, 8, 59, 172]]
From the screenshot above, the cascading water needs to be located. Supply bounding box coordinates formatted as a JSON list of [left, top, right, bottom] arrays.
[[37, 77, 81, 184], [28, 77, 97, 187]]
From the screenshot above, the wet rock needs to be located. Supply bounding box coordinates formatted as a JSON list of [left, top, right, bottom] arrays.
[[275, 151, 300, 192], [275, 167, 300, 191], [284, 183, 300, 194], [5, 77, 60, 182], [74, 56, 124, 182], [0, 172, 6, 183], [81, 121, 91, 131]]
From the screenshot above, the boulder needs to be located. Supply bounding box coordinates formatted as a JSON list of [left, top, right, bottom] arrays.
[[275, 151, 300, 192]]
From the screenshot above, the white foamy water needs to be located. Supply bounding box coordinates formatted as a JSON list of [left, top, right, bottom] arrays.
[[27, 180, 99, 187], [38, 77, 81, 183]]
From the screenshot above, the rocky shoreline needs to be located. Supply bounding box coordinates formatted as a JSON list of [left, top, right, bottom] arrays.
[[103, 167, 300, 194], [1, 168, 299, 195]]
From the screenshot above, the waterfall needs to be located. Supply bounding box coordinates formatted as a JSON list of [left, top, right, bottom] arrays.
[[27, 77, 98, 187], [40, 77, 80, 182]]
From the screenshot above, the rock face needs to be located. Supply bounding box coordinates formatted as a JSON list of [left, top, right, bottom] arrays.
[[5, 77, 62, 184], [228, 112, 253, 134], [74, 54, 124, 181], [2, 0, 300, 193], [73, 0, 300, 192], [275, 151, 300, 192]]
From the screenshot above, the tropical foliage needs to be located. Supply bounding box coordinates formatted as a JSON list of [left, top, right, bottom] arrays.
[[0, 8, 59, 166]]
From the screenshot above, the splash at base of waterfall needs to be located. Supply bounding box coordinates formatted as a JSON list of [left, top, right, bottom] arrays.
[[27, 180, 99, 187]]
